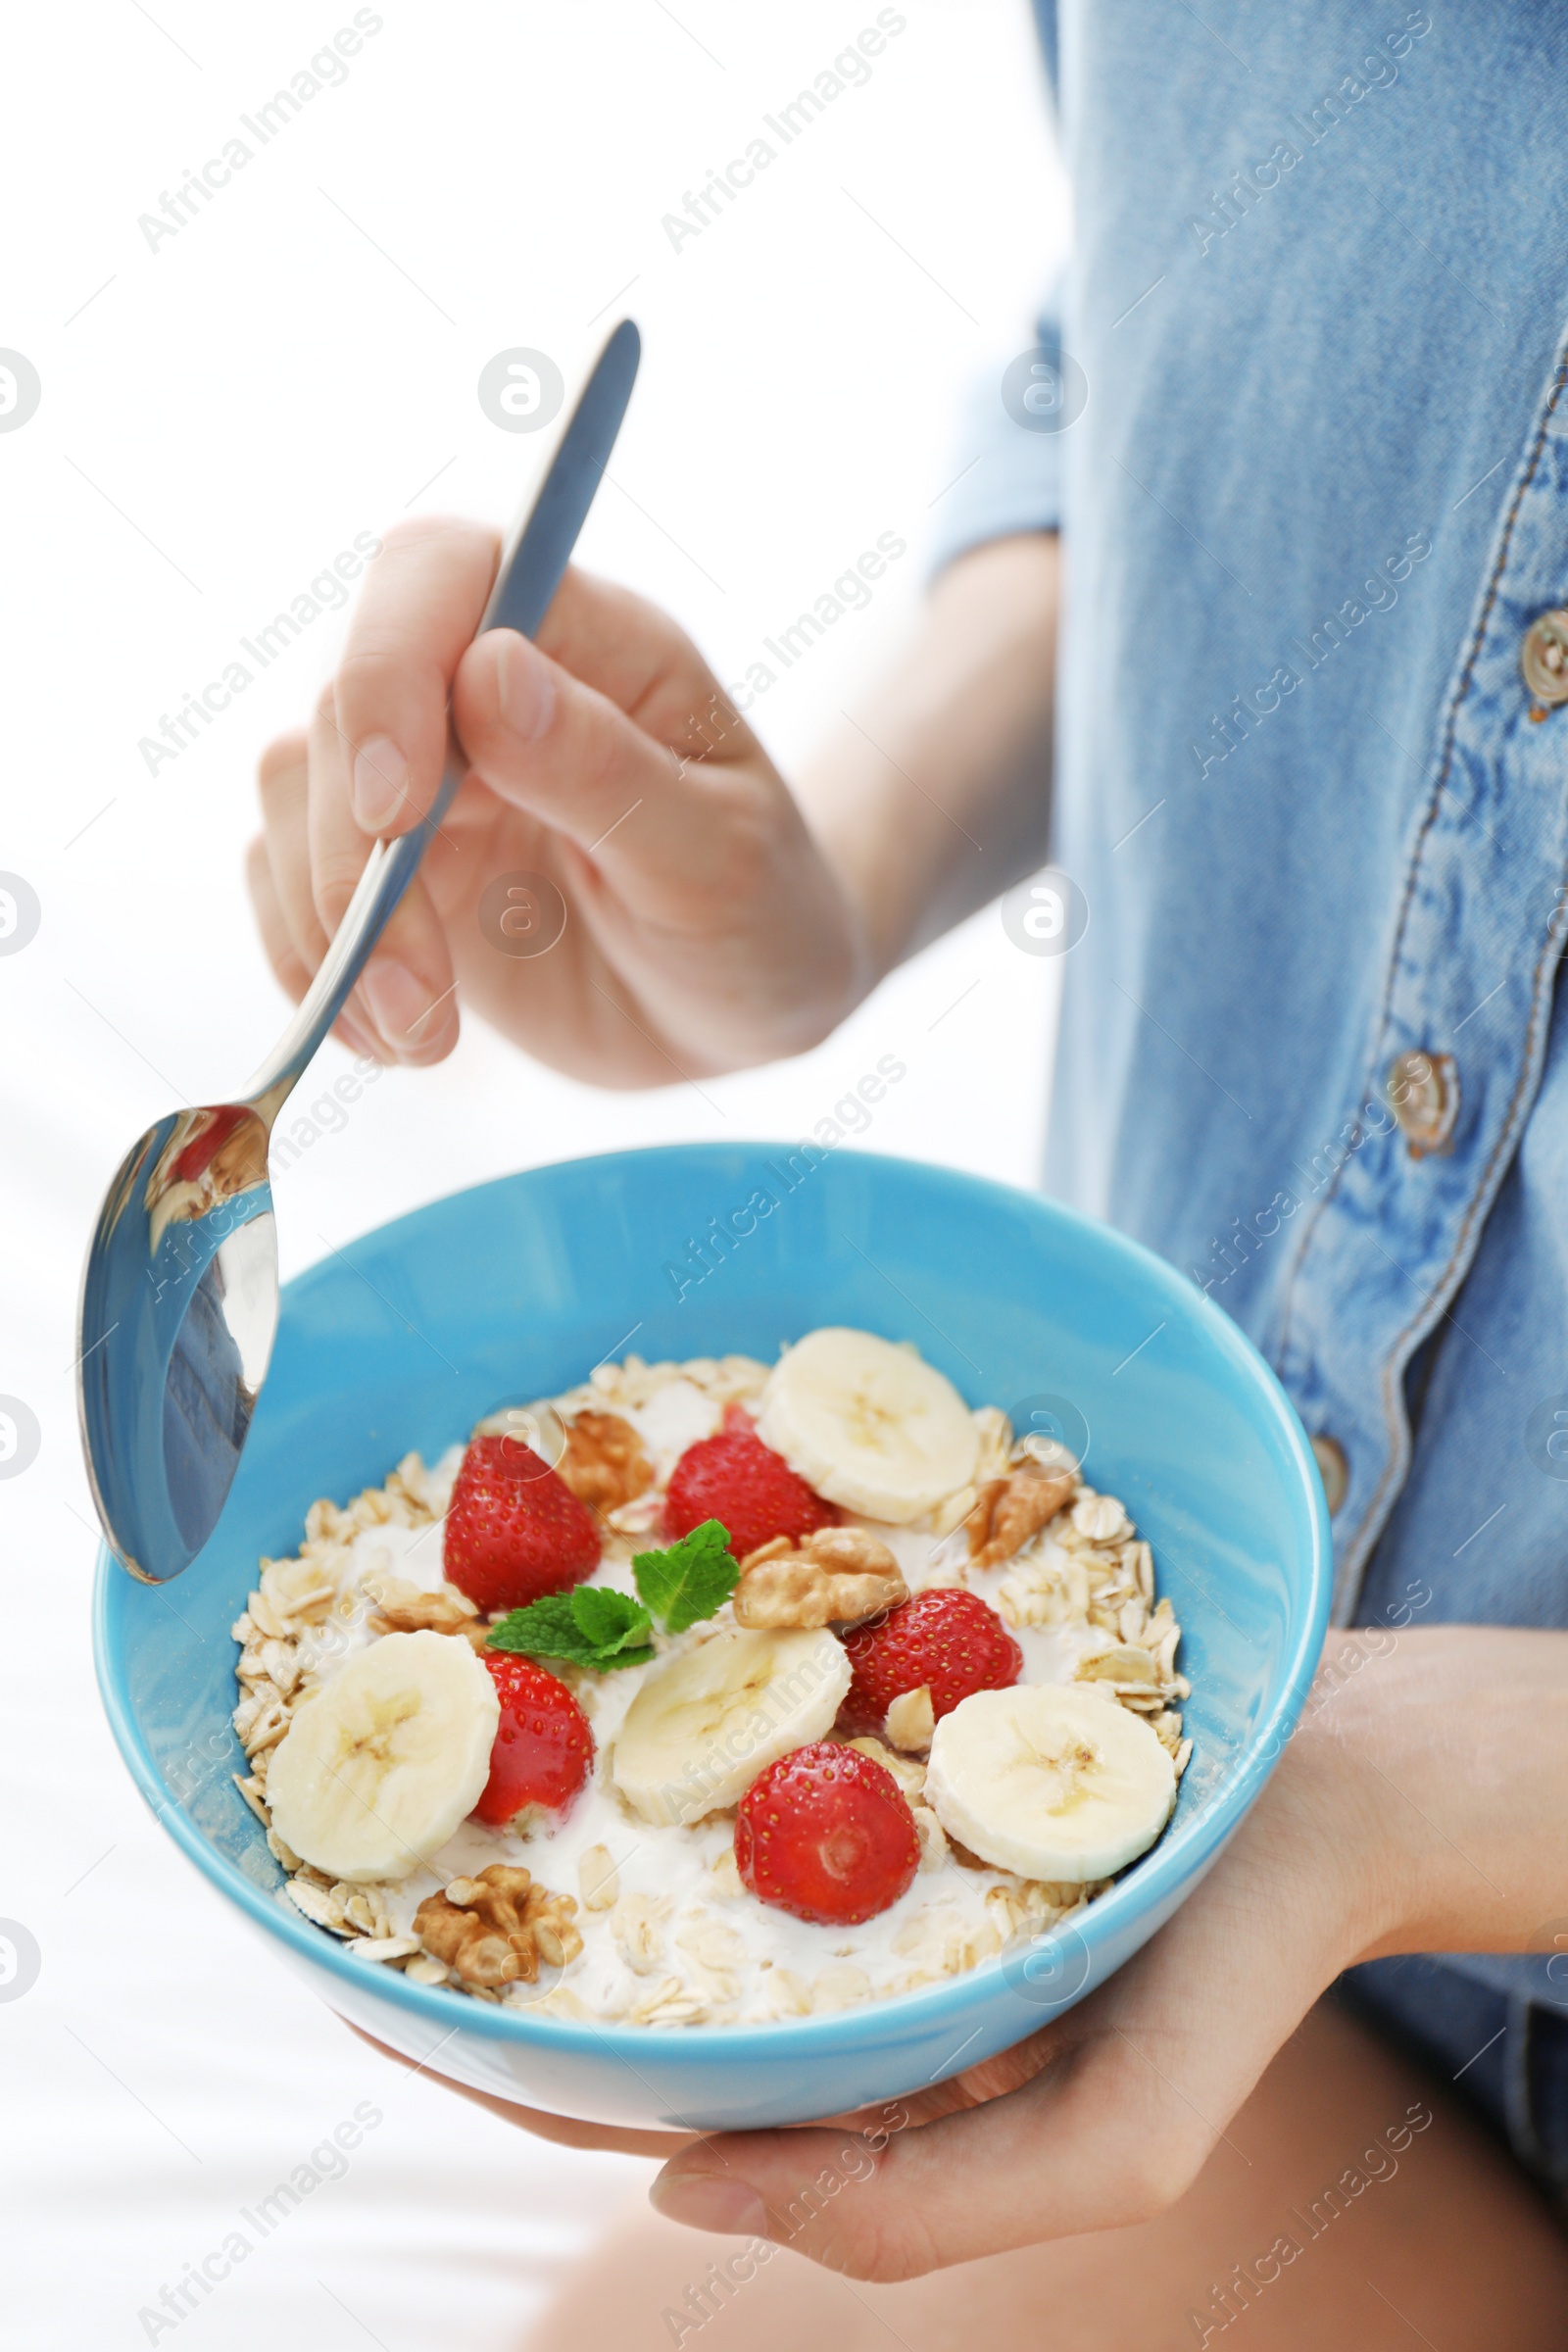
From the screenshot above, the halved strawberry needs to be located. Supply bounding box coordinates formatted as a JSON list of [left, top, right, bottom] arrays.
[[664, 1414, 837, 1563], [443, 1434, 601, 1614], [473, 1652, 594, 1825], [735, 1740, 918, 1925]]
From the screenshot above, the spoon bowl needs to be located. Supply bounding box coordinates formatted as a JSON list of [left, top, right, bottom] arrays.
[[79, 1104, 277, 1582]]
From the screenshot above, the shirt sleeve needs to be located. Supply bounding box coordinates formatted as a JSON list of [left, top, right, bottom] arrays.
[[926, 287, 1068, 574]]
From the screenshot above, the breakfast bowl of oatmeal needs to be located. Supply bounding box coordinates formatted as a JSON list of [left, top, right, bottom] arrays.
[[94, 1144, 1331, 2130]]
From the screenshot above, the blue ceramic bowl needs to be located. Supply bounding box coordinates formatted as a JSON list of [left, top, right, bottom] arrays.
[[94, 1143, 1330, 2131]]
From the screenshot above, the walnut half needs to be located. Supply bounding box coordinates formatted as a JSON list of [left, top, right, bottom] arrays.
[[556, 1410, 655, 1513], [413, 1865, 583, 1990], [368, 1576, 480, 1639], [732, 1527, 907, 1630], [967, 1463, 1076, 1571]]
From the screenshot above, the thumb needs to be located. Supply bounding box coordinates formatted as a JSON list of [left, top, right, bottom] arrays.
[[643, 2017, 1202, 2280]]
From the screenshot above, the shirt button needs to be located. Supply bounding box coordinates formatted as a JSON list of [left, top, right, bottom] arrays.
[[1311, 1434, 1348, 1516], [1386, 1049, 1458, 1157], [1521, 610, 1568, 709]]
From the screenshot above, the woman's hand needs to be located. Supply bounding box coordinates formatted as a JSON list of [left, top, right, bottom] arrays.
[[246, 517, 867, 1081]]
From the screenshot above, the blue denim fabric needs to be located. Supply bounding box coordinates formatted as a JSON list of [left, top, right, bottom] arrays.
[[933, 0, 1568, 2180], [1343, 1958, 1568, 2192]]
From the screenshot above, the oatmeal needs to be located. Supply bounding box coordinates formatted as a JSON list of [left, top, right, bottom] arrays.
[[230, 1332, 1193, 2025]]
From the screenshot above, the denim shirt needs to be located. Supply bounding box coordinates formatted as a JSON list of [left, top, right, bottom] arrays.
[[932, 0, 1568, 2126]]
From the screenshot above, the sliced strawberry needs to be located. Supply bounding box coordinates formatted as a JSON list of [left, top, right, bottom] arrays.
[[735, 1740, 918, 1925], [664, 1421, 837, 1563], [841, 1588, 1022, 1735], [443, 1434, 601, 1614], [473, 1652, 594, 1826]]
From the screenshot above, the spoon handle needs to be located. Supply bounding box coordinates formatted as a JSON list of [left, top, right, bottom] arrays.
[[241, 318, 641, 1112]]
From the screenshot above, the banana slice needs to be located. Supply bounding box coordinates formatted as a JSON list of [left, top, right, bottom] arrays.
[[757, 1327, 979, 1522], [267, 1630, 500, 1884], [610, 1627, 850, 1827], [925, 1684, 1176, 1882]]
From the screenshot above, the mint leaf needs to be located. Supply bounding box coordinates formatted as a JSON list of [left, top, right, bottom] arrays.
[[487, 1593, 588, 1658], [570, 1584, 654, 1656], [487, 1585, 654, 1671], [486, 1528, 740, 1666], [633, 1518, 740, 1635]]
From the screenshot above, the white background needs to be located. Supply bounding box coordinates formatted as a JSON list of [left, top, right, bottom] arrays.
[[0, 4, 1066, 2344]]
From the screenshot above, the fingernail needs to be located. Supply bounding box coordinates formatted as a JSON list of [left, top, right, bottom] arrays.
[[495, 632, 557, 744], [649, 2173, 768, 2238], [352, 735, 411, 832], [361, 959, 435, 1054]]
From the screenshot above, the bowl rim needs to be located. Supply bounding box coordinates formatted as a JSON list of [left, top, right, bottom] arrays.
[[93, 1139, 1332, 2070]]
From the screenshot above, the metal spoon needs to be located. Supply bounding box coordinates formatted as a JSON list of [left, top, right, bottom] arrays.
[[76, 318, 641, 1584]]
